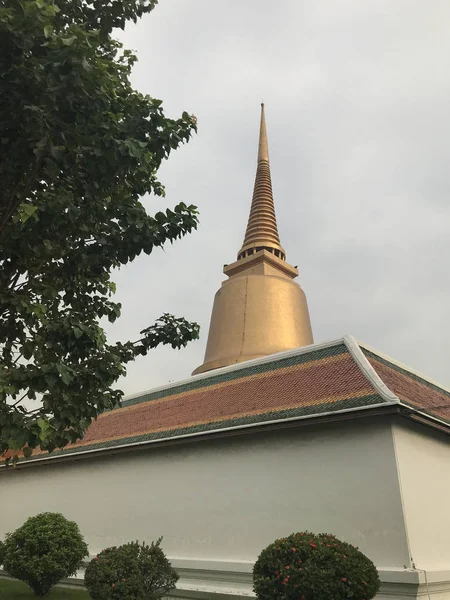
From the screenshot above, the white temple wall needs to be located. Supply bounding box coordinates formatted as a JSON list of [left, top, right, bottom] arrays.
[[393, 419, 450, 571], [0, 417, 410, 571]]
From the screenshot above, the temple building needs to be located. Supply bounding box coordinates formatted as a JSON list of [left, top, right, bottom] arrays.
[[1, 107, 450, 600]]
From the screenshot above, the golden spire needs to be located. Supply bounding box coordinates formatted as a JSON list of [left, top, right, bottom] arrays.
[[237, 103, 286, 261], [192, 103, 314, 376]]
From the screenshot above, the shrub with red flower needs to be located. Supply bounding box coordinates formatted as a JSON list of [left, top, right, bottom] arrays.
[[84, 538, 178, 600], [253, 532, 379, 600]]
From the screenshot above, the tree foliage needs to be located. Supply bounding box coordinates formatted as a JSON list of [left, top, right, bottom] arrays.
[[3, 512, 88, 596], [0, 0, 199, 459], [253, 532, 380, 600], [85, 538, 179, 600]]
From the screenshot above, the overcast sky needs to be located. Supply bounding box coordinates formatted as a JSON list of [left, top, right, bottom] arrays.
[[108, 0, 450, 396]]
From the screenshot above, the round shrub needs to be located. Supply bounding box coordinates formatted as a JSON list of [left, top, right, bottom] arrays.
[[253, 532, 380, 600], [3, 512, 88, 596], [84, 538, 179, 600]]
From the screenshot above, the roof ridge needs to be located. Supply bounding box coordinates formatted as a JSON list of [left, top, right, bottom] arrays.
[[343, 335, 399, 403], [356, 339, 450, 396]]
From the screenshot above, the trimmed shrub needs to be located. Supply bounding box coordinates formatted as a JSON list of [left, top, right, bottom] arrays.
[[84, 538, 178, 600], [3, 512, 88, 596], [253, 532, 380, 600]]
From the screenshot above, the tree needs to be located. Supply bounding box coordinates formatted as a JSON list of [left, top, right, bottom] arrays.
[[84, 538, 179, 600], [253, 532, 380, 600], [0, 0, 200, 460], [3, 512, 88, 596]]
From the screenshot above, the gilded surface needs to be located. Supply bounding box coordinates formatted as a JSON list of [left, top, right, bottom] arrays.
[[238, 104, 285, 261], [193, 105, 313, 375]]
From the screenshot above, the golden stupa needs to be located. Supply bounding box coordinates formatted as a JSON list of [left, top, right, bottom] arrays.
[[193, 104, 313, 375]]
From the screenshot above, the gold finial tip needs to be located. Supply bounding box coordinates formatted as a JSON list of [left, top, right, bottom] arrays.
[[257, 100, 269, 163]]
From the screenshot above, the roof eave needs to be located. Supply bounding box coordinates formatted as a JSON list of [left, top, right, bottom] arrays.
[[1, 401, 402, 471], [398, 403, 450, 434]]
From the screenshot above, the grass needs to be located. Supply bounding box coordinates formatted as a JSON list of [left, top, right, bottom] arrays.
[[0, 578, 89, 599]]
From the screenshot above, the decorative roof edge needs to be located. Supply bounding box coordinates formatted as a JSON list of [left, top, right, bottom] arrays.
[[343, 336, 399, 403], [352, 337, 450, 431], [356, 339, 450, 396]]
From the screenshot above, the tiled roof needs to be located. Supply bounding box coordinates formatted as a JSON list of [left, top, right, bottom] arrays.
[[6, 336, 450, 464], [362, 348, 450, 423]]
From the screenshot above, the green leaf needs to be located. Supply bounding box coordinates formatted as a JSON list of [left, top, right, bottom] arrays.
[[15, 203, 38, 223], [23, 446, 33, 459], [43, 24, 52, 38], [56, 364, 74, 386], [37, 418, 51, 441], [62, 35, 77, 46], [23, 204, 37, 216], [7, 439, 22, 452]]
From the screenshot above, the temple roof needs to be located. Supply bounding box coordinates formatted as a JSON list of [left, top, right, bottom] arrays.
[[6, 335, 450, 467]]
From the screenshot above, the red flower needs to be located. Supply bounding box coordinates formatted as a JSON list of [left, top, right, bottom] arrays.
[[342, 578, 347, 583], [122, 578, 126, 582], [275, 571, 279, 576], [363, 581, 367, 586], [302, 595, 306, 600], [285, 566, 290, 570], [310, 543, 317, 549], [292, 547, 297, 552], [111, 583, 115, 588]]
